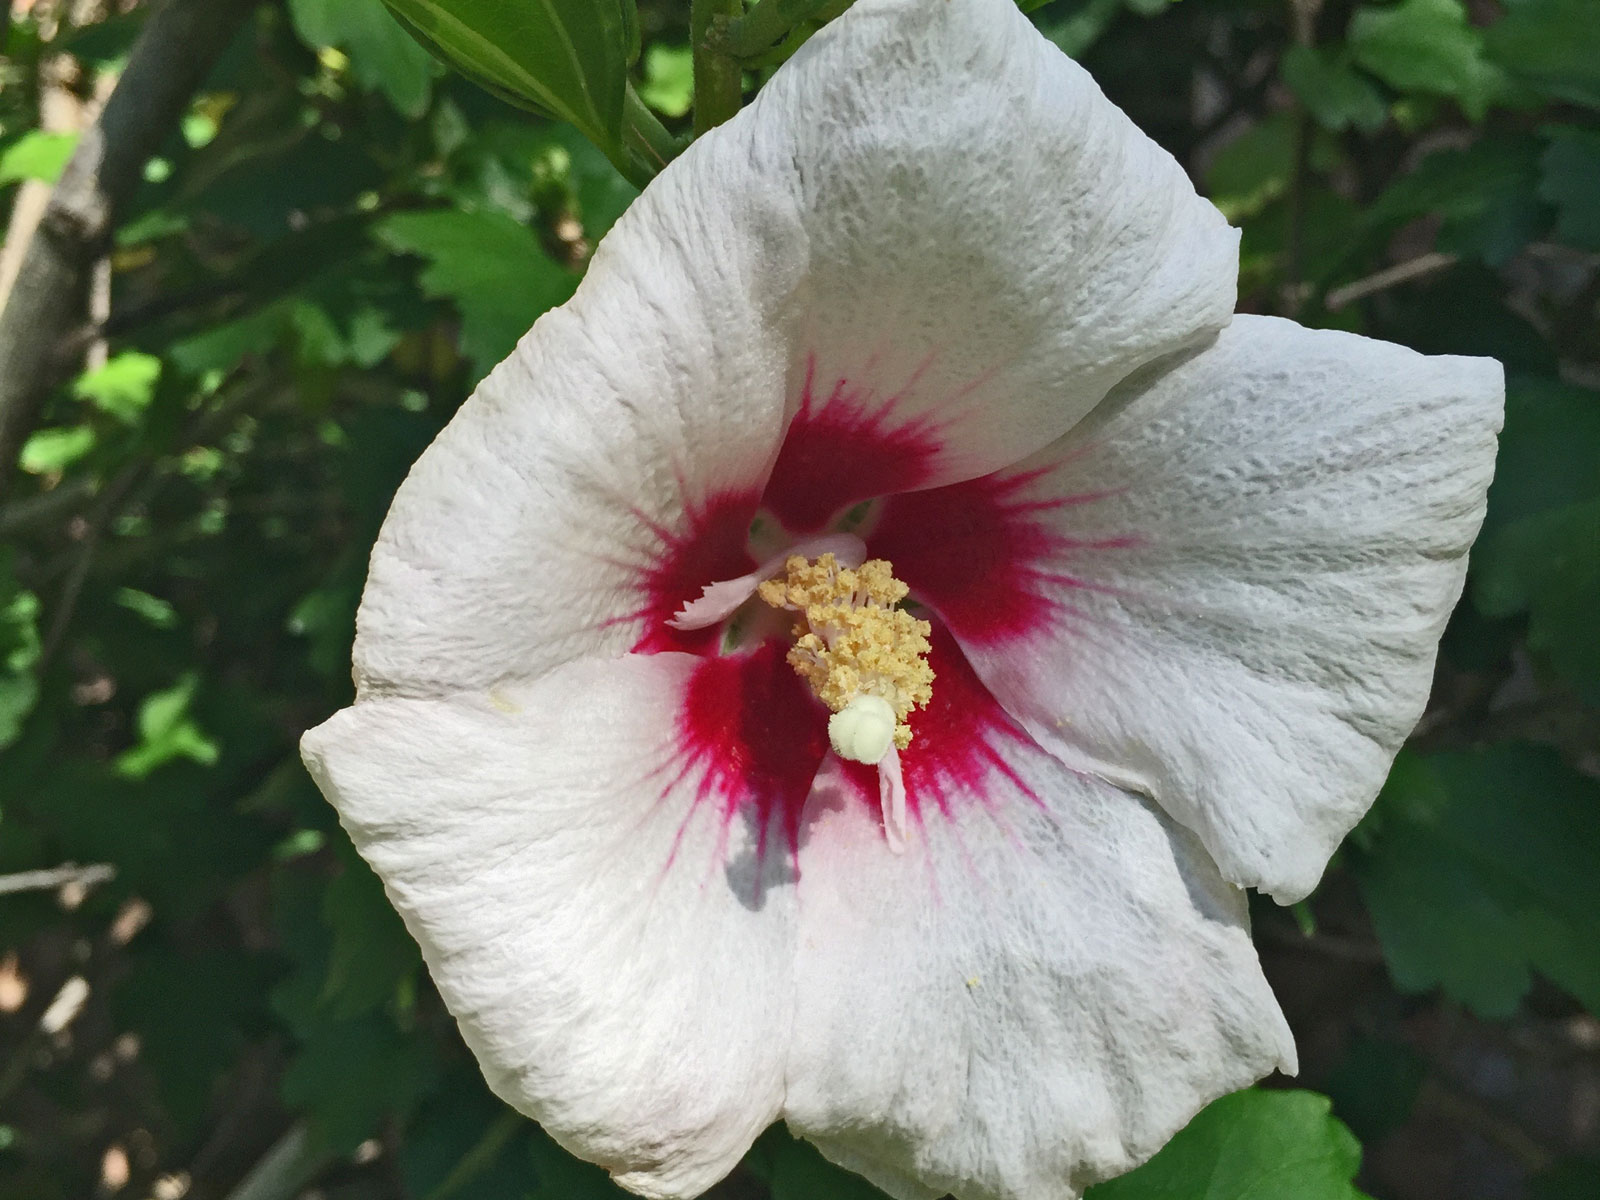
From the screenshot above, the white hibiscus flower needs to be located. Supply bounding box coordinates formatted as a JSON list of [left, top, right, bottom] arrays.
[[301, 0, 1503, 1197]]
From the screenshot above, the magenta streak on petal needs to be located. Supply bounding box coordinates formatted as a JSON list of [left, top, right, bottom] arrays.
[[761, 356, 946, 533], [835, 626, 1044, 838], [662, 621, 1049, 873], [870, 464, 1138, 648], [620, 491, 760, 655], [674, 643, 833, 870]]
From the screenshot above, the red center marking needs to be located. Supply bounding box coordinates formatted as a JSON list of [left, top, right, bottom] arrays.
[[628, 491, 759, 655], [870, 467, 1134, 647], [673, 626, 1043, 862], [675, 642, 831, 863], [761, 360, 944, 533], [625, 373, 1131, 865]]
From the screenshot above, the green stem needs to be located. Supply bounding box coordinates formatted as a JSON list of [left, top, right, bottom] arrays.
[[720, 0, 841, 59], [620, 84, 684, 187], [691, 0, 745, 136]]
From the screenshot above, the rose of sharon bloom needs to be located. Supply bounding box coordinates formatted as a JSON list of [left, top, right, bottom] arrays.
[[300, 0, 1502, 1196]]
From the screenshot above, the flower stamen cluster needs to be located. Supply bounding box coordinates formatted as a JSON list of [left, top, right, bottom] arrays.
[[758, 553, 933, 764]]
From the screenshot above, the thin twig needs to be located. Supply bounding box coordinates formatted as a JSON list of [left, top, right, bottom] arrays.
[[1325, 251, 1458, 310], [422, 1110, 523, 1200], [0, 861, 115, 897], [0, 474, 97, 538], [35, 458, 142, 672], [31, 367, 265, 674], [219, 1124, 333, 1200]]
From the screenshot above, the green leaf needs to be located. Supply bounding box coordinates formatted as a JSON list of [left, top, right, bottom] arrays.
[[1033, 0, 1126, 60], [1323, 1036, 1426, 1144], [319, 853, 421, 1019], [1485, 0, 1600, 109], [1085, 1089, 1366, 1200], [638, 44, 693, 119], [526, 1123, 632, 1198], [1474, 499, 1600, 698], [282, 1015, 438, 1153], [0, 553, 41, 752], [1204, 112, 1339, 223], [400, 1071, 533, 1200], [0, 130, 78, 185], [1282, 46, 1389, 133], [169, 302, 291, 376], [768, 1135, 891, 1200], [381, 0, 633, 157], [73, 351, 163, 423], [1481, 378, 1600, 532], [113, 947, 278, 1134], [1472, 379, 1600, 698], [1539, 125, 1600, 251], [115, 674, 222, 780], [1352, 747, 1600, 1018], [1366, 135, 1545, 267], [1349, 0, 1506, 119], [288, 577, 362, 678], [288, 0, 435, 118], [377, 208, 575, 377], [114, 587, 179, 629], [545, 123, 639, 242], [18, 425, 96, 474]]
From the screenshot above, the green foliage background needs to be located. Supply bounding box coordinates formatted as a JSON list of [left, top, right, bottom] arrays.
[[0, 1, 1597, 1198]]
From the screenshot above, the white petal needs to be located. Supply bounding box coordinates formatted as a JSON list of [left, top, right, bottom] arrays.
[[758, 0, 1239, 491], [300, 655, 795, 1198], [915, 316, 1504, 902], [784, 742, 1294, 1200], [354, 122, 809, 698], [356, 0, 1240, 698], [877, 745, 907, 853]]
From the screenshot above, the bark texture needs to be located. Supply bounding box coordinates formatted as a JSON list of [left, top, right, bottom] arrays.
[[0, 0, 257, 497]]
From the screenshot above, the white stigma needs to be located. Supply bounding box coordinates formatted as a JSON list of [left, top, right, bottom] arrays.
[[828, 695, 897, 765]]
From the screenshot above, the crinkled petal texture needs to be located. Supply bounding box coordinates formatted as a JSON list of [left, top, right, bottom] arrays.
[[351, 0, 1240, 701], [785, 741, 1295, 1200], [352, 122, 808, 698], [301, 655, 796, 1199], [876, 316, 1504, 903], [303, 648, 1294, 1200], [754, 0, 1240, 488]]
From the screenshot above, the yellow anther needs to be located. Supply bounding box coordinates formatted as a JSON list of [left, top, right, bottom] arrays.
[[758, 553, 934, 761]]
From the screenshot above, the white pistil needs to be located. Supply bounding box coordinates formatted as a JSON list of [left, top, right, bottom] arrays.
[[759, 552, 933, 851], [828, 694, 898, 764]]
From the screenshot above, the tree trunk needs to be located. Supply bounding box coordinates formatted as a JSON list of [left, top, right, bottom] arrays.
[[0, 0, 258, 497]]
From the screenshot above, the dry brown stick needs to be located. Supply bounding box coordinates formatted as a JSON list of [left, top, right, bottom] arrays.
[[0, 0, 257, 500]]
